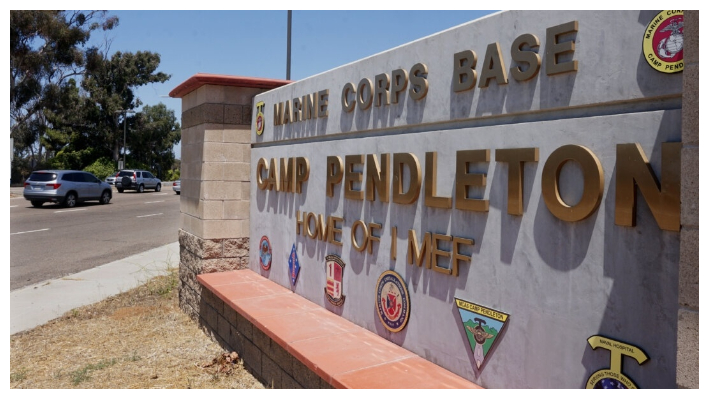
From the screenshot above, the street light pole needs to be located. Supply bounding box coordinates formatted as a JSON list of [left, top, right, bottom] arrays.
[[116, 109, 135, 169]]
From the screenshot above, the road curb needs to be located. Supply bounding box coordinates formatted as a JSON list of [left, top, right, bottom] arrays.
[[10, 241, 180, 335]]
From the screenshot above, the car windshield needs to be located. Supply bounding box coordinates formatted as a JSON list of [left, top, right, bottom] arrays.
[[28, 172, 57, 182]]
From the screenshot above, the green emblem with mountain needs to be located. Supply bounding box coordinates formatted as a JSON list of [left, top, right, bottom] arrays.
[[455, 298, 509, 371]]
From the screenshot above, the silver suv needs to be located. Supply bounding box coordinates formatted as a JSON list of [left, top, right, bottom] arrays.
[[23, 170, 112, 208], [115, 169, 162, 193]]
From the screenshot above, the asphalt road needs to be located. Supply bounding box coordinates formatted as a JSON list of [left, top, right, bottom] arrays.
[[10, 184, 181, 291]]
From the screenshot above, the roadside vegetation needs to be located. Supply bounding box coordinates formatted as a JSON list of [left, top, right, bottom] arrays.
[[10, 269, 265, 389], [10, 10, 181, 183]]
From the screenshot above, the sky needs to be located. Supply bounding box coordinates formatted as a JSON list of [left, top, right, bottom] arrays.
[[91, 9, 499, 159]]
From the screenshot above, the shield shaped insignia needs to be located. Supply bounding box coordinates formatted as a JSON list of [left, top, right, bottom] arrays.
[[287, 244, 300, 287], [324, 254, 345, 306], [259, 236, 272, 271], [455, 298, 509, 372]]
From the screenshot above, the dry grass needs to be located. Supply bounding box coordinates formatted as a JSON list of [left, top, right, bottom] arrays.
[[10, 269, 265, 389]]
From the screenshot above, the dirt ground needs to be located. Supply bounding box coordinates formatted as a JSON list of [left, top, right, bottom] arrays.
[[10, 270, 265, 389]]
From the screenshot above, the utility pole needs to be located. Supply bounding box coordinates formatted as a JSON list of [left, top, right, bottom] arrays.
[[115, 109, 135, 169], [287, 10, 292, 80]]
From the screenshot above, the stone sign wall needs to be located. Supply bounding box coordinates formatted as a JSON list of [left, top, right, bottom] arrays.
[[247, 10, 689, 388]]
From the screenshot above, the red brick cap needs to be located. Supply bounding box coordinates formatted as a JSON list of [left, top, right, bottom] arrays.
[[169, 73, 293, 98]]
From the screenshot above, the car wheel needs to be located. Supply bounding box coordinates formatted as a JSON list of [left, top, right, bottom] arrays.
[[64, 192, 77, 208], [138, 184, 144, 193], [31, 200, 43, 207], [117, 188, 124, 193], [100, 190, 111, 204], [155, 183, 161, 192]]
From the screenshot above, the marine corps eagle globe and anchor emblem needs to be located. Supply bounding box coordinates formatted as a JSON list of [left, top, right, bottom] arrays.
[[643, 10, 684, 73], [255, 101, 266, 135]]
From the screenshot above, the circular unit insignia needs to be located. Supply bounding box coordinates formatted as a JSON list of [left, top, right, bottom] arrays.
[[643, 10, 684, 73], [586, 370, 637, 389], [375, 270, 410, 333], [259, 236, 272, 270]]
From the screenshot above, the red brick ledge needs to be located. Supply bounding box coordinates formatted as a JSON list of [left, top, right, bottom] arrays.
[[170, 73, 293, 99], [198, 269, 483, 389]]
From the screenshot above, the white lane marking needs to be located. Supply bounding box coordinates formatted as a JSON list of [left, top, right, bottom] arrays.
[[10, 205, 18, 208], [144, 200, 165, 204], [11, 228, 50, 236], [54, 209, 86, 213], [152, 193, 169, 196], [137, 213, 163, 218]]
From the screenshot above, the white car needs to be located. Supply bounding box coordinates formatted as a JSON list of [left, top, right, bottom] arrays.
[[173, 180, 180, 195], [105, 172, 118, 185]]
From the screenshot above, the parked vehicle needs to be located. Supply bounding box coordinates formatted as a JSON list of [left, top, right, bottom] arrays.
[[173, 180, 181, 195], [105, 172, 118, 185], [23, 170, 112, 208], [115, 169, 161, 193]]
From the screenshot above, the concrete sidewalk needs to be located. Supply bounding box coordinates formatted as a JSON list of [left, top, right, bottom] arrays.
[[10, 242, 180, 335]]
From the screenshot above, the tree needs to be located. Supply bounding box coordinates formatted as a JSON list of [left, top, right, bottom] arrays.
[[129, 104, 181, 178], [80, 50, 171, 163], [10, 11, 118, 137]]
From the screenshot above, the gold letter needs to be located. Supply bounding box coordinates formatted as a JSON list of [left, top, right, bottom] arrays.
[[546, 21, 579, 76], [367, 222, 382, 254], [326, 156, 343, 197], [357, 78, 373, 111], [452, 236, 474, 277], [341, 83, 356, 113], [615, 143, 680, 231], [294, 157, 310, 193], [431, 233, 453, 275], [479, 42, 509, 88], [425, 152, 452, 209], [351, 220, 368, 252], [510, 34, 541, 82], [292, 97, 301, 122], [365, 153, 390, 203], [327, 216, 344, 246], [273, 102, 284, 125], [541, 145, 604, 222], [256, 158, 269, 190], [407, 229, 431, 268], [391, 68, 408, 104], [282, 99, 292, 124], [374, 73, 390, 107], [391, 226, 397, 260], [455, 149, 490, 212], [453, 50, 477, 92], [345, 154, 365, 200], [302, 93, 315, 120], [305, 212, 318, 239], [318, 89, 329, 118], [266, 158, 280, 191], [495, 148, 539, 215], [409, 63, 429, 101], [393, 153, 421, 204], [295, 210, 305, 235], [279, 157, 295, 192]]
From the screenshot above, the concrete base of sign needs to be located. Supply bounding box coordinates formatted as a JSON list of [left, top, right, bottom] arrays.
[[197, 270, 483, 389]]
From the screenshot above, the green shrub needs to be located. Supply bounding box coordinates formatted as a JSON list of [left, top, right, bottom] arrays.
[[164, 168, 180, 181], [83, 158, 117, 180]]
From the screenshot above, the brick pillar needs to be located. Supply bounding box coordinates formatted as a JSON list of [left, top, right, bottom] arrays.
[[169, 74, 291, 321], [677, 10, 699, 389]]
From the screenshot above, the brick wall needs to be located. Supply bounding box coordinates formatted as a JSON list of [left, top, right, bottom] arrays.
[[197, 288, 333, 388]]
